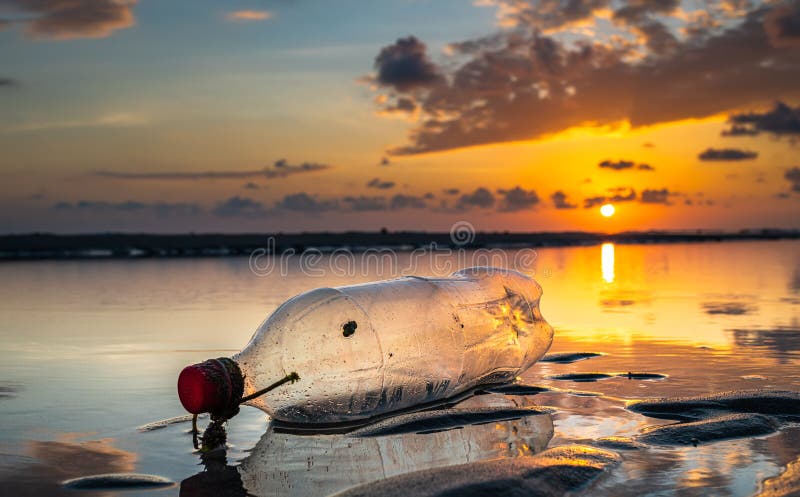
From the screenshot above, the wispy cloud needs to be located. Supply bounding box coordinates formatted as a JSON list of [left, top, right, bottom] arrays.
[[226, 10, 272, 21], [92, 159, 331, 181], [1, 0, 137, 40], [3, 113, 146, 133]]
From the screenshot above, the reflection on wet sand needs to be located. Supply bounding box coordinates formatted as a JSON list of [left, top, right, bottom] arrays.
[[0, 435, 138, 496], [729, 324, 800, 362], [181, 401, 554, 497]]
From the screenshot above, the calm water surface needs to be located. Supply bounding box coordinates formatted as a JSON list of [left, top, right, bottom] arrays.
[[0, 240, 798, 496]]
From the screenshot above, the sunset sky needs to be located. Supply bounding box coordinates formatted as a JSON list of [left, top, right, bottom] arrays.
[[1, 0, 799, 233]]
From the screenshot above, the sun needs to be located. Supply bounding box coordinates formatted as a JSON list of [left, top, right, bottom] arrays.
[[600, 203, 615, 218]]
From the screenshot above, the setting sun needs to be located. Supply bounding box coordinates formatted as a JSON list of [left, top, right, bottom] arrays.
[[600, 203, 616, 218]]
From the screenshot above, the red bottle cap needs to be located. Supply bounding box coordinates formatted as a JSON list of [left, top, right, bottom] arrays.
[[177, 358, 243, 415]]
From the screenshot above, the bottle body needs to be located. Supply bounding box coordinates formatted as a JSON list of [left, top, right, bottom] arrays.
[[234, 267, 554, 423]]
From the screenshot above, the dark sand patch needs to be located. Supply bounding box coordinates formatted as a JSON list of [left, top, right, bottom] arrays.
[[332, 445, 621, 497], [62, 473, 173, 489], [637, 413, 778, 446], [351, 406, 554, 437], [593, 436, 645, 451], [626, 390, 800, 421], [547, 373, 614, 382], [754, 454, 800, 497], [541, 352, 604, 364], [486, 384, 552, 395]]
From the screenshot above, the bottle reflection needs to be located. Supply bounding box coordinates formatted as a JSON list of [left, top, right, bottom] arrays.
[[180, 399, 553, 497], [601, 243, 615, 283]]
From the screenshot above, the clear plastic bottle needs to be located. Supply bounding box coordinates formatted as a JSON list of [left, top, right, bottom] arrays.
[[178, 267, 554, 424]]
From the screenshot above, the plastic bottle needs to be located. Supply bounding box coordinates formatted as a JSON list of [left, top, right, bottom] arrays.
[[177, 267, 554, 424]]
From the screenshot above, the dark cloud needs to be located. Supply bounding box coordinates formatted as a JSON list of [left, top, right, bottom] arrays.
[[599, 159, 636, 170], [212, 196, 267, 218], [698, 147, 759, 161], [342, 196, 387, 211], [93, 159, 331, 180], [243, 182, 260, 190], [389, 194, 427, 209], [53, 200, 201, 216], [643, 142, 655, 148], [599, 159, 654, 171], [1, 0, 136, 40], [497, 186, 539, 212], [723, 101, 800, 137], [0, 77, 18, 87], [275, 193, 336, 213], [786, 167, 800, 193], [765, 2, 800, 47], [381, 97, 418, 114], [443, 188, 460, 195], [373, 36, 442, 92], [583, 196, 608, 208], [551, 190, 577, 209], [374, 2, 800, 155], [366, 178, 395, 190], [639, 188, 675, 204], [583, 187, 637, 208], [607, 186, 637, 202], [457, 187, 495, 209]]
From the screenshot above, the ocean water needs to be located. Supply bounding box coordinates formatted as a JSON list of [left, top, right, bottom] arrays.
[[0, 240, 798, 496]]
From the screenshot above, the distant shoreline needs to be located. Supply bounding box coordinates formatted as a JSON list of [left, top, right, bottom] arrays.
[[1, 230, 798, 261]]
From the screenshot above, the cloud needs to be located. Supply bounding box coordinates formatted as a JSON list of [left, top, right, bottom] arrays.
[[93, 159, 331, 180], [551, 190, 577, 209], [390, 194, 427, 209], [372, 1, 800, 155], [598, 159, 655, 171], [639, 188, 675, 204], [0, 77, 18, 87], [698, 147, 759, 161], [226, 10, 272, 21], [497, 186, 540, 211], [342, 196, 387, 211], [599, 159, 636, 170], [1, 0, 136, 40], [373, 36, 443, 92], [443, 188, 460, 195], [786, 167, 800, 193], [366, 178, 395, 189], [276, 192, 337, 212], [53, 200, 201, 216], [723, 101, 800, 137], [243, 182, 260, 190], [583, 186, 637, 208], [457, 187, 496, 209], [212, 196, 267, 218], [765, 1, 800, 47]]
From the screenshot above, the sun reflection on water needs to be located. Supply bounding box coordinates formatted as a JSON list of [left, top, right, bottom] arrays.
[[601, 243, 615, 283]]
